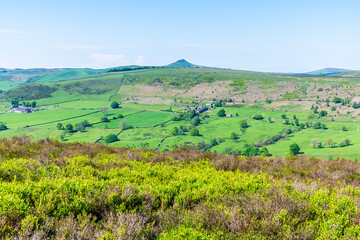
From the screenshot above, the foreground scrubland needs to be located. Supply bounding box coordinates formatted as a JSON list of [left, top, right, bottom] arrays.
[[1, 137, 360, 239]]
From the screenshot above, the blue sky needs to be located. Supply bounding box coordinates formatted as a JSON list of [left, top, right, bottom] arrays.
[[1, 0, 360, 72]]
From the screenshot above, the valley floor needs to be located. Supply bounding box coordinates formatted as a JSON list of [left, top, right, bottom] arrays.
[[1, 98, 360, 161]]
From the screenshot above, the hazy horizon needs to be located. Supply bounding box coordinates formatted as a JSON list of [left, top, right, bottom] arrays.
[[1, 0, 360, 72]]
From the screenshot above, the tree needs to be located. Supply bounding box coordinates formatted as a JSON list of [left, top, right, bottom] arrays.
[[75, 123, 85, 132], [101, 117, 109, 122], [105, 134, 118, 143], [172, 127, 179, 136], [281, 114, 287, 119], [333, 97, 342, 103], [81, 120, 90, 127], [230, 132, 238, 140], [111, 102, 119, 109], [186, 110, 196, 119], [0, 123, 7, 131], [260, 147, 269, 157], [117, 114, 124, 118], [239, 119, 249, 128], [191, 116, 201, 126], [342, 126, 347, 131], [252, 114, 264, 120], [210, 138, 218, 146], [324, 138, 335, 148], [319, 110, 327, 117], [65, 124, 74, 133], [11, 99, 19, 105], [120, 119, 129, 130], [56, 123, 64, 130], [310, 138, 321, 148], [331, 106, 336, 111], [313, 122, 321, 129], [217, 109, 226, 117], [338, 139, 350, 147], [289, 143, 300, 155], [190, 128, 200, 136], [100, 107, 108, 116], [294, 119, 299, 126], [241, 146, 260, 156], [31, 101, 36, 108]]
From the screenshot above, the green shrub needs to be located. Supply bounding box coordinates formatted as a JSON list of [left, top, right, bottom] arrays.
[[252, 114, 264, 120], [105, 134, 118, 143]]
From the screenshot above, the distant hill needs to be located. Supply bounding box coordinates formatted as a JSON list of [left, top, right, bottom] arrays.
[[27, 68, 106, 83], [303, 68, 352, 76], [335, 70, 360, 77], [166, 59, 204, 68]]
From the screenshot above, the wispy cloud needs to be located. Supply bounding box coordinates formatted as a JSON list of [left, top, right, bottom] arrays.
[[175, 43, 227, 49], [50, 44, 128, 50], [135, 55, 146, 65], [52, 45, 106, 50], [0, 29, 31, 37], [91, 54, 125, 62]]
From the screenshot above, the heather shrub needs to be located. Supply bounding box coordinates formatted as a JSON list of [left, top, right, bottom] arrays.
[[1, 137, 360, 238]]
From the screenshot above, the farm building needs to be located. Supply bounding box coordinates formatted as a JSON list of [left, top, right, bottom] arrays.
[[13, 106, 32, 113], [226, 114, 232, 117]]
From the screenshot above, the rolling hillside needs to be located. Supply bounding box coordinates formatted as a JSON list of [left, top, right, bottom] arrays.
[[303, 67, 352, 75], [3, 66, 360, 105], [336, 70, 360, 77], [27, 68, 106, 83]]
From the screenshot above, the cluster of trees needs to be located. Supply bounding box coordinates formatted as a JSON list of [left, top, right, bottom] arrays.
[[172, 125, 189, 135], [282, 117, 327, 130], [310, 138, 350, 148], [101, 113, 124, 123], [222, 145, 270, 157], [255, 128, 294, 147], [193, 137, 225, 152], [57, 120, 91, 133], [313, 122, 327, 129], [332, 97, 351, 106], [172, 110, 197, 121], [107, 66, 161, 73], [0, 123, 8, 131], [10, 99, 36, 107], [213, 99, 229, 108]]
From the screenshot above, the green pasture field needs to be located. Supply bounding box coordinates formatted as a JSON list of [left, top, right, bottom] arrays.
[[93, 111, 174, 128], [39, 109, 141, 128], [120, 103, 184, 112], [47, 100, 111, 109], [0, 109, 97, 128], [2, 99, 360, 160]]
